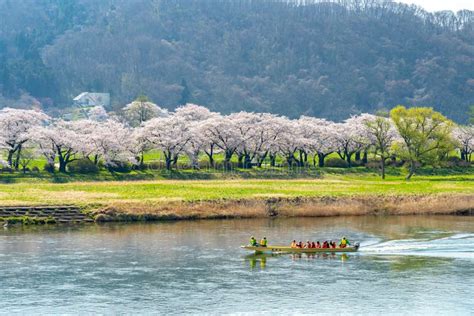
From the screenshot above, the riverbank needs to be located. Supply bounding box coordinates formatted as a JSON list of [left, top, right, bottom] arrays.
[[0, 174, 472, 223], [91, 194, 474, 222]]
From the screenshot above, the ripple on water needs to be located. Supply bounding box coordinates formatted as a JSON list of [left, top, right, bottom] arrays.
[[0, 216, 473, 314]]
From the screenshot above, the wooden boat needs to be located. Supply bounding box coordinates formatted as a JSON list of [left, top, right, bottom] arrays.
[[241, 243, 359, 254]]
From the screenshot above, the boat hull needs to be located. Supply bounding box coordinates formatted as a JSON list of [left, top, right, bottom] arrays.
[[241, 245, 359, 253]]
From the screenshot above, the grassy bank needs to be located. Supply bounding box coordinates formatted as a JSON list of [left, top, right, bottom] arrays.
[[0, 173, 472, 221], [0, 165, 473, 183]]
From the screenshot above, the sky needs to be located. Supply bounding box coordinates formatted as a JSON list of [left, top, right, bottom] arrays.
[[397, 0, 474, 12]]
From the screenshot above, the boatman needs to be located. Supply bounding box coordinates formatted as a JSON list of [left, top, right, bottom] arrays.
[[260, 237, 268, 247], [250, 236, 258, 246], [339, 237, 350, 248]]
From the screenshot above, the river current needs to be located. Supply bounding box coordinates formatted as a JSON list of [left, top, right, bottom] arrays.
[[1, 216, 473, 315]]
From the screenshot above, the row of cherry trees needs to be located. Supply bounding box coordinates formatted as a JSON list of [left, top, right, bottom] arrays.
[[0, 103, 472, 177]]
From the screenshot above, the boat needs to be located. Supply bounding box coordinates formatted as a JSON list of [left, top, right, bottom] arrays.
[[241, 243, 359, 254]]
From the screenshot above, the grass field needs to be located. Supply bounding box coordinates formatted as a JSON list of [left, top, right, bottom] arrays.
[[0, 173, 472, 207]]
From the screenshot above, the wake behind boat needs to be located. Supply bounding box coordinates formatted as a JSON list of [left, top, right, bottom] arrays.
[[241, 244, 359, 254]]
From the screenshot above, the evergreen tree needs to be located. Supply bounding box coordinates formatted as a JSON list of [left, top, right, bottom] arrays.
[[179, 79, 191, 105]]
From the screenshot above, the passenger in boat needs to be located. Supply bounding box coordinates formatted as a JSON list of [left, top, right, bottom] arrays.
[[305, 241, 311, 248], [260, 237, 268, 247], [339, 237, 350, 248], [316, 241, 321, 248], [291, 240, 297, 248], [322, 241, 329, 248], [311, 241, 316, 248], [249, 236, 258, 246], [297, 241, 303, 248], [331, 241, 336, 249]]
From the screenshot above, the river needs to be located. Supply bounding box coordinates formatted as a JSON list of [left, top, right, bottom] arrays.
[[1, 216, 473, 315]]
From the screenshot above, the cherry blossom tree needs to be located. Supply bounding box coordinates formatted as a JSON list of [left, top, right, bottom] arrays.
[[123, 96, 168, 127], [96, 120, 136, 168], [18, 147, 37, 174], [33, 120, 83, 173], [250, 113, 286, 168], [74, 119, 135, 168], [333, 115, 372, 167], [0, 108, 50, 169], [453, 125, 474, 162], [361, 114, 398, 178], [298, 116, 336, 167], [175, 104, 218, 169], [230, 112, 269, 168], [142, 116, 191, 170], [202, 115, 243, 170], [87, 106, 109, 122], [130, 126, 151, 168], [277, 118, 304, 167]]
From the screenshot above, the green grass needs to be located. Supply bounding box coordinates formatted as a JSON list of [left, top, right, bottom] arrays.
[[0, 173, 472, 207]]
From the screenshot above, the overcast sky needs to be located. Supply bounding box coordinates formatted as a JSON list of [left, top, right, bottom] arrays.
[[397, 0, 474, 12]]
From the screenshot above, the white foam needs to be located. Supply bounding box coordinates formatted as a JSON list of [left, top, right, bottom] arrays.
[[360, 233, 474, 259]]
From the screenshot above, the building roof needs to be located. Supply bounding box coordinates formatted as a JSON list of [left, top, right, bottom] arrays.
[[73, 92, 110, 107]]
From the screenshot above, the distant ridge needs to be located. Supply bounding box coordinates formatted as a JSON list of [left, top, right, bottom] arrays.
[[0, 0, 473, 122]]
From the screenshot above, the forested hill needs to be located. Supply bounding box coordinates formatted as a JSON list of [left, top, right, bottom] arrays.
[[1, 0, 474, 122]]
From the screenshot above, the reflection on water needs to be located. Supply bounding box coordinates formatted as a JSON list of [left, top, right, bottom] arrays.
[[0, 216, 473, 314], [246, 252, 351, 270]]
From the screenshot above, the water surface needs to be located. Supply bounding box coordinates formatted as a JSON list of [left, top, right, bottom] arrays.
[[1, 216, 473, 314]]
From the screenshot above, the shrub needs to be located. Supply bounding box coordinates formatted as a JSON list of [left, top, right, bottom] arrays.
[[444, 156, 471, 168], [68, 159, 99, 174], [32, 166, 40, 173], [146, 161, 165, 170], [43, 163, 55, 173], [213, 161, 239, 170], [351, 160, 365, 167], [365, 160, 381, 169], [1, 166, 13, 173], [107, 161, 132, 173], [325, 158, 349, 168]]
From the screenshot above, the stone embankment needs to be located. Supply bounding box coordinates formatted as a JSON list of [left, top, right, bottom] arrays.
[[0, 206, 93, 224]]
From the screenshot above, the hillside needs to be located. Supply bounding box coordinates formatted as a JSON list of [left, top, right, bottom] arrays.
[[0, 0, 473, 122]]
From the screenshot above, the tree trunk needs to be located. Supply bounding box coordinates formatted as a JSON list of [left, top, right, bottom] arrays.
[[224, 150, 233, 170], [256, 152, 267, 168], [406, 160, 416, 180], [139, 152, 144, 168], [237, 153, 244, 168], [243, 154, 252, 169], [298, 150, 306, 167], [58, 159, 67, 173], [381, 158, 386, 180], [205, 145, 215, 168], [172, 155, 178, 168], [7, 150, 14, 168], [362, 151, 368, 164], [205, 153, 214, 168], [318, 153, 327, 168], [13, 144, 22, 170], [190, 153, 199, 170], [165, 158, 172, 170], [355, 151, 361, 161], [346, 151, 352, 168], [270, 154, 276, 167], [286, 154, 294, 167], [163, 151, 173, 170]]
